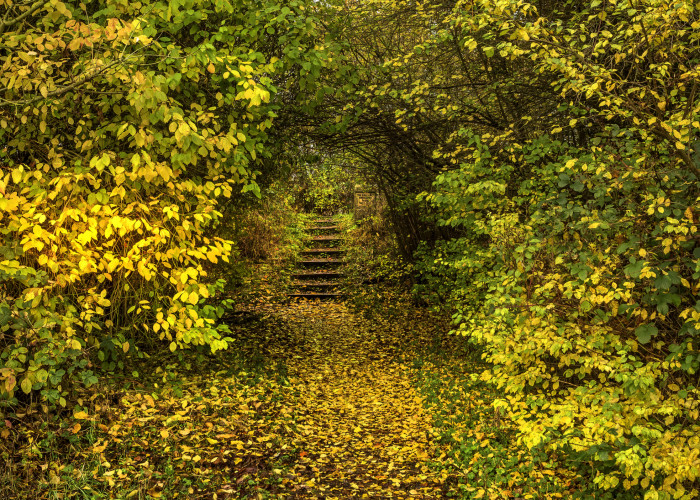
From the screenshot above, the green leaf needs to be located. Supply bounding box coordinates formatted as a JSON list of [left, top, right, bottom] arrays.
[[0, 304, 10, 327], [635, 323, 658, 344], [625, 261, 645, 279], [654, 274, 673, 290]]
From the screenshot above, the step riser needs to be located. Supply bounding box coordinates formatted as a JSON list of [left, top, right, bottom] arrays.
[[294, 283, 340, 288], [301, 252, 345, 257], [295, 286, 341, 292], [301, 248, 345, 252], [310, 236, 343, 241], [292, 274, 344, 280], [298, 262, 345, 267], [289, 217, 345, 299]]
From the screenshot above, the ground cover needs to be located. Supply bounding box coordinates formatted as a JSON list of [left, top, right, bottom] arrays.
[[3, 286, 581, 499], [3, 297, 443, 499]]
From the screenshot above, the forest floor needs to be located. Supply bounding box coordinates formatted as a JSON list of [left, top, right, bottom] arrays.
[[4, 288, 576, 499], [3, 203, 576, 500]]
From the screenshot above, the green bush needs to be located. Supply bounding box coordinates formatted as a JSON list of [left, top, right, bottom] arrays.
[[411, 1, 700, 498]]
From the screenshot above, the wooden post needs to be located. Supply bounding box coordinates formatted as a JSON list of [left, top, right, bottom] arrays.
[[354, 184, 377, 219]]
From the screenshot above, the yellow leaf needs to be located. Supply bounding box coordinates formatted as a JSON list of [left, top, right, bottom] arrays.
[[188, 291, 198, 304], [11, 168, 22, 184], [20, 378, 32, 394], [169, 342, 177, 352], [207, 63, 215, 73], [160, 429, 170, 439], [74, 411, 89, 420], [155, 163, 171, 182]]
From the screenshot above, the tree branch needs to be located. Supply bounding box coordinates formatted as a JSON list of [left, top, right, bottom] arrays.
[[0, 59, 124, 109], [0, 0, 46, 35]]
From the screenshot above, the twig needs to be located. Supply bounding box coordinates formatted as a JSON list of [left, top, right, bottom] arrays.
[[0, 58, 124, 109], [0, 0, 46, 35]]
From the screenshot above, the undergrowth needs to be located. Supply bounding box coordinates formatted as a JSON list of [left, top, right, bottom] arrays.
[[408, 334, 581, 499]]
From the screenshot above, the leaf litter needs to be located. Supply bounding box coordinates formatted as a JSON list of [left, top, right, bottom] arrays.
[[262, 300, 444, 498], [10, 299, 448, 499]]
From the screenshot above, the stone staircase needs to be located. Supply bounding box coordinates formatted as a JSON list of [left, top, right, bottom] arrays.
[[288, 217, 345, 300]]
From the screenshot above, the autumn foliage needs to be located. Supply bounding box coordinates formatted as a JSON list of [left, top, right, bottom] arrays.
[[312, 0, 700, 498], [0, 0, 328, 404], [2, 0, 700, 498]]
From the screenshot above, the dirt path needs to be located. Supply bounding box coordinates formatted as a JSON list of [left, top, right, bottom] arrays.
[[44, 298, 448, 499], [265, 301, 444, 498]]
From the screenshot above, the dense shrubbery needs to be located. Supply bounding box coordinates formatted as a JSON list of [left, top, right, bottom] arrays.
[[228, 187, 307, 263], [413, 2, 700, 498], [315, 0, 700, 497], [0, 0, 330, 407], [421, 133, 699, 498], [295, 161, 355, 214]]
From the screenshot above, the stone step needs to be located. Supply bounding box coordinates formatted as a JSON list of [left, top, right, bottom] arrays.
[[293, 281, 341, 288], [308, 225, 340, 231], [288, 292, 343, 299], [310, 235, 343, 241], [298, 258, 345, 266], [291, 270, 344, 279], [301, 248, 345, 255]]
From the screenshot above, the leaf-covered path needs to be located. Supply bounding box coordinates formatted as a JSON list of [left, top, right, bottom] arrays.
[[25, 298, 450, 499], [10, 285, 580, 499], [260, 300, 444, 497]]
